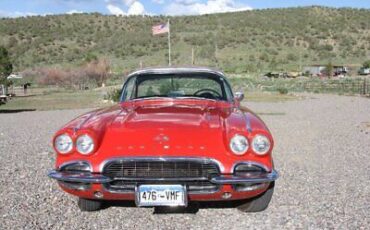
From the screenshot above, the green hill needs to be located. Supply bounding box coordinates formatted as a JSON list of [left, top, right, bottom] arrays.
[[0, 6, 369, 73]]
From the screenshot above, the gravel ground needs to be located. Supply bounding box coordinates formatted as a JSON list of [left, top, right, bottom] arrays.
[[0, 94, 369, 229]]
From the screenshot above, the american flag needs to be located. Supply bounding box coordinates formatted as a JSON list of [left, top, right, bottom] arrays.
[[152, 22, 169, 35]]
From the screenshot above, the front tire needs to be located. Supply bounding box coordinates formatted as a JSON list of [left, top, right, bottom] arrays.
[[78, 198, 103, 212], [237, 182, 275, 212]]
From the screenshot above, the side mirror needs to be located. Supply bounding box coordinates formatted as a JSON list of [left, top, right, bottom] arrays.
[[234, 92, 244, 102]]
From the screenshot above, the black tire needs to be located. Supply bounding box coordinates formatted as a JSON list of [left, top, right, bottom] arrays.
[[78, 198, 103, 212], [237, 182, 275, 213]]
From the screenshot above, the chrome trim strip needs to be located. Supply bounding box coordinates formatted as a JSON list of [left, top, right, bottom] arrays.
[[232, 183, 267, 192], [129, 96, 219, 103], [99, 157, 224, 173], [48, 170, 112, 183], [231, 161, 270, 174], [184, 184, 188, 206], [58, 160, 92, 172], [103, 184, 135, 194], [102, 183, 220, 195], [58, 181, 91, 191], [210, 170, 278, 185], [134, 185, 140, 205], [74, 112, 97, 132], [245, 113, 252, 133], [108, 177, 209, 182], [127, 67, 225, 78], [188, 189, 219, 195]]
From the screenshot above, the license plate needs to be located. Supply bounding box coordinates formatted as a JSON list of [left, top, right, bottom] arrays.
[[136, 184, 187, 207]]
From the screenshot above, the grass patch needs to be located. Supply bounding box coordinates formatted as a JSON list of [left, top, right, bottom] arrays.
[[229, 75, 368, 95], [0, 87, 298, 111], [0, 90, 110, 111], [244, 91, 297, 102]]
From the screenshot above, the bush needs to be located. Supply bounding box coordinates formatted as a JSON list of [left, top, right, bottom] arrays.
[[106, 88, 121, 102], [363, 60, 370, 69], [277, 87, 288, 94]]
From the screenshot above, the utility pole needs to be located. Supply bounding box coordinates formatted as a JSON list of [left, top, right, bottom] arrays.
[[167, 19, 171, 66], [299, 49, 302, 72]]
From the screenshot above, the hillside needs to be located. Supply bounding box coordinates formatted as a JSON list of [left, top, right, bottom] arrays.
[[0, 6, 369, 73]]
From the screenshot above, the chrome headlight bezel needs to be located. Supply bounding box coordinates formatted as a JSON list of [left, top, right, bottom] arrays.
[[54, 134, 73, 154], [229, 134, 249, 155], [76, 134, 95, 155], [252, 135, 271, 155]]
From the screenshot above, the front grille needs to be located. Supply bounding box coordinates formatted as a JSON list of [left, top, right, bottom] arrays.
[[102, 159, 220, 179], [105, 181, 220, 194]]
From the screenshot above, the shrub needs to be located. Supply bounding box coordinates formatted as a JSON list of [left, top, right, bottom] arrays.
[[363, 60, 370, 68], [277, 87, 288, 94], [106, 88, 121, 102]]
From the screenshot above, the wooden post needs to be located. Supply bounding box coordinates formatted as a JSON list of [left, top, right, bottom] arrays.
[[191, 47, 194, 65]]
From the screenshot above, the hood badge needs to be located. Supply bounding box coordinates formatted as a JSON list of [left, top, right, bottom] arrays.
[[154, 134, 170, 143]]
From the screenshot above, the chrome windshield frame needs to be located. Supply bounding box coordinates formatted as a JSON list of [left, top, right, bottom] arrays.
[[120, 67, 235, 103]]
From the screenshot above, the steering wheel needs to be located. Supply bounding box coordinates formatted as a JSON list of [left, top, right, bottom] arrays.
[[194, 89, 222, 99]]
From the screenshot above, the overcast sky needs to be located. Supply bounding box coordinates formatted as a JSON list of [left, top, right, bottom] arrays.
[[0, 0, 369, 18]]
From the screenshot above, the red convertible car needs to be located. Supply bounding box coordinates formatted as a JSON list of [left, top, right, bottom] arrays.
[[48, 67, 278, 212]]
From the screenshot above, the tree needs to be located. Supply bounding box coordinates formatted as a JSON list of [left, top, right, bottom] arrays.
[[325, 61, 334, 78], [0, 46, 13, 84], [84, 58, 111, 87], [363, 60, 370, 69]]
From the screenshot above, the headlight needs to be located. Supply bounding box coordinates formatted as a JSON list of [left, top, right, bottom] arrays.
[[54, 134, 73, 154], [230, 135, 249, 155], [76, 134, 95, 155], [252, 135, 271, 155]]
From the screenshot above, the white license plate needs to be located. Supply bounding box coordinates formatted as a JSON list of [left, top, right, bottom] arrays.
[[136, 184, 187, 207]]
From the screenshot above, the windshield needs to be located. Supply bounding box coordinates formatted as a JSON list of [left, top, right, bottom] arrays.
[[121, 73, 233, 102]]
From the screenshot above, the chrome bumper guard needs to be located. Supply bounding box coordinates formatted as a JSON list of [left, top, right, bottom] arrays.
[[48, 169, 278, 185], [210, 170, 278, 184], [48, 170, 112, 183]]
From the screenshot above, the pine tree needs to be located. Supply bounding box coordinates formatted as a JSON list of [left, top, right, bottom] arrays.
[[0, 46, 13, 84]]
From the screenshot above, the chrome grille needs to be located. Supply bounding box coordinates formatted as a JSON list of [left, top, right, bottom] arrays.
[[105, 181, 220, 194], [102, 159, 220, 179]]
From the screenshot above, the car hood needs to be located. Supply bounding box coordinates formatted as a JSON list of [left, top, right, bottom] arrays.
[[101, 100, 238, 156]]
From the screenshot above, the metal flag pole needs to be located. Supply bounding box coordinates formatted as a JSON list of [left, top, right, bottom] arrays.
[[168, 19, 171, 66]]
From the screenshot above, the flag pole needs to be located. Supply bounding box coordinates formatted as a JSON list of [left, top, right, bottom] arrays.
[[168, 19, 171, 66]]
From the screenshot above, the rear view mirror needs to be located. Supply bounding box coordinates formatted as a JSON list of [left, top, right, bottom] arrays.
[[234, 92, 244, 102]]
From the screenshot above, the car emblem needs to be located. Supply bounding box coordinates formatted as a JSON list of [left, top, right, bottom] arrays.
[[154, 134, 170, 143]]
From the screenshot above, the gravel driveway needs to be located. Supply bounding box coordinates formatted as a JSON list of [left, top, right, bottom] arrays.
[[0, 94, 369, 229]]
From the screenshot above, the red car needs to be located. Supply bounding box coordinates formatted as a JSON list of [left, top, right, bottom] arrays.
[[48, 67, 278, 212]]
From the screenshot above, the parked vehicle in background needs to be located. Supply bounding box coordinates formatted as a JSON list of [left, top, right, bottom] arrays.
[[264, 72, 302, 79], [264, 72, 281, 78], [285, 72, 302, 78], [334, 66, 348, 77], [303, 65, 349, 77], [0, 84, 8, 104], [358, 68, 370, 76]]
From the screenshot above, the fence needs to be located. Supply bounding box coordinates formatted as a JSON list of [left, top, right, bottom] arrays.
[[229, 77, 370, 96], [289, 78, 369, 95]]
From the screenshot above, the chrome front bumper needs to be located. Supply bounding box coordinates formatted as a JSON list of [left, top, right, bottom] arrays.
[[48, 170, 279, 185], [48, 170, 111, 183], [210, 170, 278, 184]]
